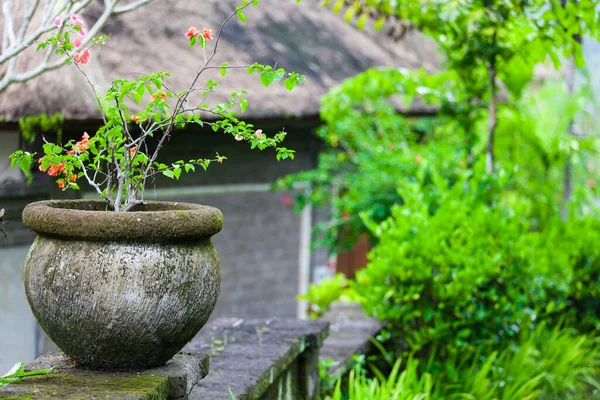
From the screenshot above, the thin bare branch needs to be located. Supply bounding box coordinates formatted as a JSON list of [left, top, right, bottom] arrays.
[[0, 0, 154, 93], [113, 0, 153, 14], [75, 153, 114, 208], [142, 1, 255, 183]]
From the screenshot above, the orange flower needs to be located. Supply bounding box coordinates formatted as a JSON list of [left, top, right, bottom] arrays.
[[57, 181, 65, 189], [203, 28, 213, 40], [75, 131, 90, 152], [47, 163, 65, 177], [73, 48, 91, 64], [185, 27, 200, 39], [70, 175, 77, 183], [129, 146, 137, 157], [38, 158, 47, 172], [151, 92, 167, 102], [131, 115, 141, 123]]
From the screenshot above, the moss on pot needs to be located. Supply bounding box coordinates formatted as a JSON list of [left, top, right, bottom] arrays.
[[22, 200, 223, 370]]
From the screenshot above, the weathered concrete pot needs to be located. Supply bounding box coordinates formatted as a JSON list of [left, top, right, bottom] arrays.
[[22, 200, 223, 370]]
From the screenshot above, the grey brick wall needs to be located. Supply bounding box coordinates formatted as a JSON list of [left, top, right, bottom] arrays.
[[178, 190, 303, 319]]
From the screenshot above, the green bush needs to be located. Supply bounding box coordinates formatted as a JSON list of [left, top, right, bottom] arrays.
[[298, 273, 352, 319], [350, 170, 600, 358]]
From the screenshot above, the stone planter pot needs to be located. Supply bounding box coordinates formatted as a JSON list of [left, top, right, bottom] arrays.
[[22, 200, 223, 370]]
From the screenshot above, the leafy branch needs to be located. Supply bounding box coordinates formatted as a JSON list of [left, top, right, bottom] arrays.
[[10, 0, 306, 212]]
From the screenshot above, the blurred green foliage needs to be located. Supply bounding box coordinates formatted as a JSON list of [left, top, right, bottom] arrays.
[[352, 170, 600, 357], [298, 273, 352, 319], [285, 1, 600, 398], [325, 324, 600, 399]]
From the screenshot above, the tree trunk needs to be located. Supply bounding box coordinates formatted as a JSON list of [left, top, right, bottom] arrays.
[[486, 60, 497, 174], [561, 0, 582, 219]]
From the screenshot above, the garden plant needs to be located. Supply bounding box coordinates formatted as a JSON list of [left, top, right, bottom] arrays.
[[284, 0, 600, 398], [4, 0, 307, 373], [10, 0, 304, 212]]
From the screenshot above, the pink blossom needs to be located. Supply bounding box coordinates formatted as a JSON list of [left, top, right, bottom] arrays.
[[72, 38, 82, 48], [185, 27, 200, 39], [77, 28, 87, 38], [54, 17, 62, 27], [255, 129, 263, 139], [75, 19, 84, 28], [70, 14, 79, 23], [234, 134, 244, 141], [80, 48, 91, 64]]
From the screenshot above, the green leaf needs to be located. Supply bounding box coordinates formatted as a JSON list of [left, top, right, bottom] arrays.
[[574, 49, 585, 68], [374, 16, 385, 31], [284, 77, 297, 91], [173, 168, 182, 180], [18, 157, 32, 174], [273, 68, 285, 83], [132, 92, 143, 104], [237, 10, 247, 23], [457, 329, 472, 339], [332, 0, 344, 13], [184, 164, 196, 173], [356, 14, 367, 30], [260, 71, 275, 87], [239, 98, 249, 113]]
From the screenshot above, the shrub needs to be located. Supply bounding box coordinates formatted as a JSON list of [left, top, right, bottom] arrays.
[[350, 170, 600, 359], [298, 273, 353, 319]]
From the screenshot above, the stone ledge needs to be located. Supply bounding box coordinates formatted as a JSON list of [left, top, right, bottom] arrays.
[[183, 318, 329, 400], [319, 302, 383, 381], [0, 352, 209, 400]]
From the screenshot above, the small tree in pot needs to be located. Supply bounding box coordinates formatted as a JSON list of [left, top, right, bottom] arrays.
[[9, 0, 305, 370]]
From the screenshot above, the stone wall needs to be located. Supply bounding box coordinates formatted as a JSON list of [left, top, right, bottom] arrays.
[[184, 191, 304, 319], [0, 303, 381, 400]]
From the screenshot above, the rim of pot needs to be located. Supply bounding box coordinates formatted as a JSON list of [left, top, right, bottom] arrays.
[[22, 200, 223, 242]]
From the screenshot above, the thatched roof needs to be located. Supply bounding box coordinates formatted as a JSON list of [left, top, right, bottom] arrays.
[[0, 0, 440, 123]]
